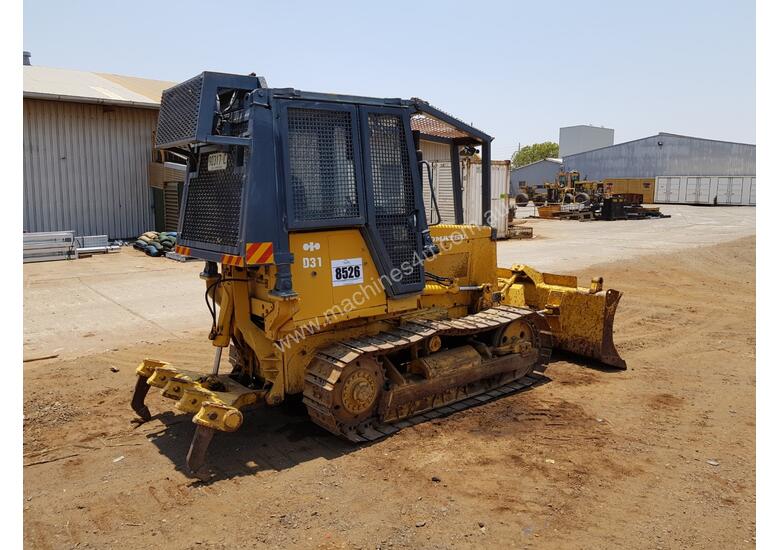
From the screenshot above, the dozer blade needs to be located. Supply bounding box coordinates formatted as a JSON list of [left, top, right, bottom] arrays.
[[500, 266, 627, 369], [547, 288, 626, 369]]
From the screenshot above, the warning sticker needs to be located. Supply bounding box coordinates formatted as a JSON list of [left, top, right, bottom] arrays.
[[331, 258, 363, 287]]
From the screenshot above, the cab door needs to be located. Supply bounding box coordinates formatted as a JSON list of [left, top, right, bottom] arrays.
[[358, 106, 426, 297]]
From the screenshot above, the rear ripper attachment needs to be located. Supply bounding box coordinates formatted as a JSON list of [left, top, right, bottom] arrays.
[[131, 358, 266, 477]]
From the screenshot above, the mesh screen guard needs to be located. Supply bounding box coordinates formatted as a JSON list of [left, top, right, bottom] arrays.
[[366, 113, 422, 287]]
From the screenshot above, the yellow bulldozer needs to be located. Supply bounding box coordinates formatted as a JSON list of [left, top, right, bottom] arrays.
[[132, 72, 625, 477]]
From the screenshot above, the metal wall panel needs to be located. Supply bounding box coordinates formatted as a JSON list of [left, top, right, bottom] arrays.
[[23, 99, 157, 239], [420, 140, 451, 162], [420, 161, 456, 224], [559, 125, 614, 157]]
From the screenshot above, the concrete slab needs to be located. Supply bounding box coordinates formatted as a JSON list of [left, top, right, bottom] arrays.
[[23, 248, 208, 361], [22, 205, 755, 362], [499, 205, 755, 273]]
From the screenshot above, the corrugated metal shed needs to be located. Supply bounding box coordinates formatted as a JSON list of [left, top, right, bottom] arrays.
[[563, 132, 755, 180], [23, 66, 176, 239], [23, 99, 159, 239], [510, 158, 562, 195]]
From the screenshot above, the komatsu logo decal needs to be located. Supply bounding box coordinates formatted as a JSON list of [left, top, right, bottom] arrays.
[[431, 234, 465, 243]]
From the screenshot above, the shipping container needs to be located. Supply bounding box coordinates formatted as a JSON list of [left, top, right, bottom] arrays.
[[603, 178, 656, 204], [462, 160, 511, 238], [655, 176, 756, 205]]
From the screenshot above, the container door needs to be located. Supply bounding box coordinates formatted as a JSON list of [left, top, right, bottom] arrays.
[[729, 177, 744, 204], [698, 177, 712, 203], [685, 177, 699, 202], [716, 177, 731, 204], [655, 177, 667, 203], [164, 183, 181, 232], [462, 162, 482, 225], [667, 177, 681, 202], [749, 177, 756, 205], [642, 179, 655, 204], [490, 163, 510, 238]]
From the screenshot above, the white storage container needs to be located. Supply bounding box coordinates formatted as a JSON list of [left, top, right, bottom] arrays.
[[462, 160, 511, 238], [654, 176, 682, 203], [655, 176, 755, 205]]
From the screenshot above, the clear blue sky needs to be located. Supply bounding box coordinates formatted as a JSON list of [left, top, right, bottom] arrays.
[[23, 0, 755, 159]]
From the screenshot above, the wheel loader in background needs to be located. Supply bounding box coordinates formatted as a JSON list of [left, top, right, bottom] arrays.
[[132, 72, 626, 477]]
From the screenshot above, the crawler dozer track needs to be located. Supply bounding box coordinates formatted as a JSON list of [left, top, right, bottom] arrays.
[[303, 306, 553, 442]]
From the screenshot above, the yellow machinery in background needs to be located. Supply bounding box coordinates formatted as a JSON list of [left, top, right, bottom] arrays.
[[603, 178, 656, 204], [132, 72, 626, 476]]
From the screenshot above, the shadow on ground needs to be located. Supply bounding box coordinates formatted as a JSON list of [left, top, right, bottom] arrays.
[[141, 374, 557, 484], [142, 398, 358, 483]]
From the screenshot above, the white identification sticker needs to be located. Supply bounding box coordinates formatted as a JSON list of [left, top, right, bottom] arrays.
[[207, 152, 228, 171], [331, 258, 363, 287]]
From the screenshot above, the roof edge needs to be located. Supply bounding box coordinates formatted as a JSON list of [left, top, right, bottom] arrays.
[[657, 132, 756, 148], [559, 124, 614, 131], [563, 132, 756, 158], [23, 91, 160, 109], [511, 157, 563, 170]]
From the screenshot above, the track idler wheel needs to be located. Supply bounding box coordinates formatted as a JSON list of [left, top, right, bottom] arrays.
[[492, 319, 535, 355]]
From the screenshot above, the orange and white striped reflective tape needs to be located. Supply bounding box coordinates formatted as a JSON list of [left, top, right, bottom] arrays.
[[174, 245, 191, 256], [221, 254, 245, 267], [245, 242, 274, 265]]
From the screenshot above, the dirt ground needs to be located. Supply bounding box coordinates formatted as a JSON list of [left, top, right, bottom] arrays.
[[23, 237, 756, 549]]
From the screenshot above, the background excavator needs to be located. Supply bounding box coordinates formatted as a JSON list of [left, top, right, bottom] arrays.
[[132, 72, 626, 477]]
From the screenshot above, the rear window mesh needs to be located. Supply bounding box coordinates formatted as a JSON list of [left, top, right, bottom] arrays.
[[156, 74, 203, 147]]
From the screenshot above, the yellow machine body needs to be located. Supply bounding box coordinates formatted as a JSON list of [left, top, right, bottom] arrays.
[[135, 224, 624, 437]]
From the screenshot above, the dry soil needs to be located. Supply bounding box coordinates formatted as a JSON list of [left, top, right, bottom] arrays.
[[23, 236, 756, 549]]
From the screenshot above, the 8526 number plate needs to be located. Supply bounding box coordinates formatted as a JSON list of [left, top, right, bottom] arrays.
[[331, 258, 363, 287]]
